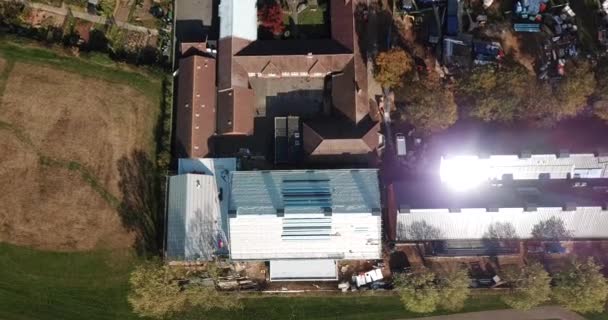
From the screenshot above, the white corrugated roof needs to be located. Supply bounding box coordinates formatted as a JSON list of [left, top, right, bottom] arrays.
[[230, 213, 381, 260], [397, 206, 608, 241], [270, 260, 338, 281], [167, 174, 225, 261], [219, 0, 258, 41], [440, 154, 608, 183]]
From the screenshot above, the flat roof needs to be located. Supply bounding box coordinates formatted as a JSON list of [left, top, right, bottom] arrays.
[[175, 0, 218, 42], [270, 260, 338, 281]]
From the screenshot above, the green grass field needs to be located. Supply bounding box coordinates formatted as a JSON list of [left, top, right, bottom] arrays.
[[0, 36, 162, 98], [0, 241, 508, 320], [0, 243, 142, 320], [202, 294, 509, 320]]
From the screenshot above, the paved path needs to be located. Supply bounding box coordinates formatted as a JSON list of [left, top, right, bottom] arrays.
[[3, 0, 157, 34], [406, 306, 586, 320]]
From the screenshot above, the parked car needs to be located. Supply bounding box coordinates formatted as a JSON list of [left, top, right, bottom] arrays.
[[401, 0, 414, 11]]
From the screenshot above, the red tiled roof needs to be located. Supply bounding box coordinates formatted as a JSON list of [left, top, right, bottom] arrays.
[[233, 53, 353, 75], [260, 61, 281, 76], [175, 55, 217, 158], [180, 42, 207, 56], [217, 87, 255, 135], [214, 0, 370, 150], [218, 37, 253, 89], [308, 60, 328, 75], [330, 0, 355, 52], [303, 116, 380, 156]]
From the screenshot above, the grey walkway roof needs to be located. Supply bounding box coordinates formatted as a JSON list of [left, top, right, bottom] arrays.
[[166, 174, 224, 261]]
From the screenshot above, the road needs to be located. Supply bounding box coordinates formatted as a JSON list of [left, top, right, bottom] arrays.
[[406, 306, 586, 320], [3, 0, 158, 35]]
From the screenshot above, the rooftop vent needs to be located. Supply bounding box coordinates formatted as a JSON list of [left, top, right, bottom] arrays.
[[563, 202, 576, 211]]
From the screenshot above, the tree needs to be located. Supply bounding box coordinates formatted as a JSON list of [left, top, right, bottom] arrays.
[[552, 61, 596, 119], [394, 268, 441, 313], [396, 78, 458, 134], [531, 217, 571, 240], [374, 48, 414, 88], [437, 268, 471, 311], [457, 62, 530, 123], [128, 260, 240, 319], [394, 267, 470, 313], [258, 2, 285, 36], [0, 1, 27, 26], [501, 263, 551, 310], [457, 60, 595, 126], [553, 258, 608, 313], [594, 101, 608, 122], [593, 59, 608, 122]]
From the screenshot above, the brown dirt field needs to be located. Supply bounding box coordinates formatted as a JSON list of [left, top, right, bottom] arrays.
[[0, 62, 157, 251], [0, 58, 5, 73]]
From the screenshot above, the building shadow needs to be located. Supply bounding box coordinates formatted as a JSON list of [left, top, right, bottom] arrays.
[[117, 150, 164, 256]]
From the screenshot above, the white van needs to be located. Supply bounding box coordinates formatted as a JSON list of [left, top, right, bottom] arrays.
[[396, 133, 406, 156]]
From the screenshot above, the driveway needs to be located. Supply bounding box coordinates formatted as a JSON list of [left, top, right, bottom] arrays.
[[407, 306, 586, 320]]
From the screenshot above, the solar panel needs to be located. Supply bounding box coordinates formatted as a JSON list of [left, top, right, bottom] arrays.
[[282, 217, 332, 240], [281, 179, 332, 208]]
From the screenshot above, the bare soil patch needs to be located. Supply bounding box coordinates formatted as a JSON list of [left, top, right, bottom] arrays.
[[0, 58, 6, 73], [115, 0, 133, 23], [0, 62, 157, 251]]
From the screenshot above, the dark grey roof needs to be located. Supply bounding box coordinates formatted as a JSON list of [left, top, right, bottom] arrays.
[[394, 179, 608, 210], [428, 118, 608, 156]]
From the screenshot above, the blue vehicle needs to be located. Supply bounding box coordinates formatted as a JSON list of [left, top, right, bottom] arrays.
[[446, 0, 459, 36], [416, 0, 447, 7]]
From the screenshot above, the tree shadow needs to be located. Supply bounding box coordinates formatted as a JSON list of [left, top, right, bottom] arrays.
[[117, 150, 164, 256], [531, 216, 572, 241], [354, 2, 369, 61], [399, 220, 443, 262], [185, 208, 227, 260], [400, 220, 443, 240], [482, 221, 519, 256]]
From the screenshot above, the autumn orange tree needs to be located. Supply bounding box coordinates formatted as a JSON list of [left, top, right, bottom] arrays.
[[374, 48, 413, 88], [258, 2, 285, 36]]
